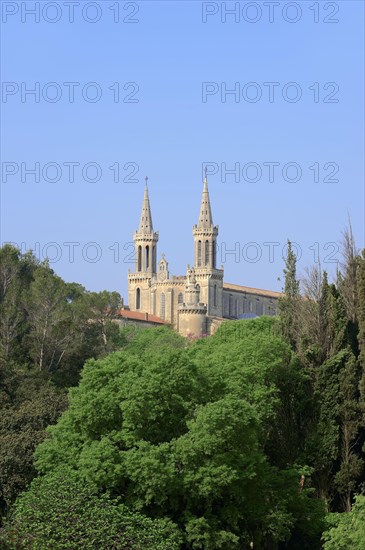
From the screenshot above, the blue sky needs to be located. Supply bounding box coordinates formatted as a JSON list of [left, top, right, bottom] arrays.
[[1, 0, 364, 300]]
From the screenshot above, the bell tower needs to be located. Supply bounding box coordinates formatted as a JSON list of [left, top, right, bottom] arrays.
[[128, 177, 158, 312], [192, 171, 224, 317], [134, 177, 158, 276], [193, 171, 218, 270]]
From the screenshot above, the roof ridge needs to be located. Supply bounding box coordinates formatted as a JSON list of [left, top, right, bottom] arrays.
[[223, 282, 282, 297]]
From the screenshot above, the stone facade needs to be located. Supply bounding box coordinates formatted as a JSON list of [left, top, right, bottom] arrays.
[[128, 177, 281, 338]]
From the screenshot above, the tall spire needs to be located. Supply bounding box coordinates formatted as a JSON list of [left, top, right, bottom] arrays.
[[197, 169, 213, 228], [138, 176, 153, 233]]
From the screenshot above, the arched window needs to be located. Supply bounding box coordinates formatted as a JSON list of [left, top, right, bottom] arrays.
[[229, 294, 233, 317], [137, 246, 142, 272], [197, 240, 202, 267], [136, 288, 141, 309], [145, 245, 149, 270], [213, 284, 217, 307], [212, 240, 216, 268], [178, 292, 183, 304], [205, 240, 209, 265], [160, 293, 165, 319]]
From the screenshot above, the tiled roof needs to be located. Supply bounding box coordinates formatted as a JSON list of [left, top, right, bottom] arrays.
[[223, 283, 282, 299], [117, 309, 166, 324]]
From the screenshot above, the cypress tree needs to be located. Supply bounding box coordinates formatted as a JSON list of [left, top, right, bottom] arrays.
[[357, 250, 365, 431], [279, 240, 301, 350], [357, 250, 365, 367]]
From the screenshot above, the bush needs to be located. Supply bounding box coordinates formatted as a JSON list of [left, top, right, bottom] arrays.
[[0, 467, 181, 549]]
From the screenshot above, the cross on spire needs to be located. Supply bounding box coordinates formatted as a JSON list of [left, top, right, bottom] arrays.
[[145, 176, 148, 187]]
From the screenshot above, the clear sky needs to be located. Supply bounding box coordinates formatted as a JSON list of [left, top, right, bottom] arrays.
[[1, 0, 364, 300]]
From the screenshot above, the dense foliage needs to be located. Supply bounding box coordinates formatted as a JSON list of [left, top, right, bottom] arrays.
[[1, 233, 365, 548], [0, 245, 124, 515], [2, 321, 325, 549], [279, 234, 365, 516], [1, 467, 181, 549], [322, 495, 365, 549]]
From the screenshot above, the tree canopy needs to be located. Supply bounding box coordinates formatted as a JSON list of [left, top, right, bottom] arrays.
[[27, 320, 325, 549], [1, 237, 365, 548], [1, 467, 181, 549], [0, 245, 124, 515]]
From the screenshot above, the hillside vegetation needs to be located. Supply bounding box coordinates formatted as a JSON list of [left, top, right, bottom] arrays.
[[0, 235, 365, 549]]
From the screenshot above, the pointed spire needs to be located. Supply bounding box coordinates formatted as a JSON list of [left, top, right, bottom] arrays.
[[197, 169, 213, 228], [138, 177, 154, 233]]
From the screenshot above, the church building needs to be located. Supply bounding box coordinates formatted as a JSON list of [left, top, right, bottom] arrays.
[[127, 176, 280, 338]]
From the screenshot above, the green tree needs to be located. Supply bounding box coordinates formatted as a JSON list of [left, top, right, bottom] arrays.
[[0, 382, 67, 514], [358, 251, 365, 354], [0, 245, 22, 300], [0, 279, 24, 363], [25, 267, 74, 371], [357, 251, 365, 422], [264, 355, 314, 469], [300, 266, 328, 366], [307, 350, 363, 511], [0, 467, 181, 549], [279, 240, 301, 350], [0, 245, 127, 516], [82, 290, 123, 354], [33, 321, 324, 548], [0, 245, 39, 364], [334, 352, 363, 511], [322, 494, 365, 549], [339, 223, 359, 324]]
